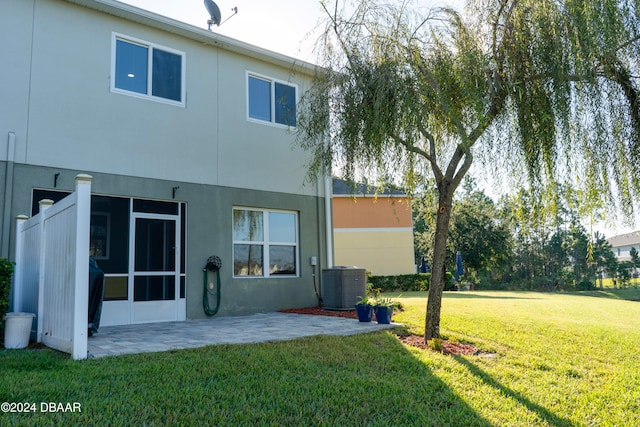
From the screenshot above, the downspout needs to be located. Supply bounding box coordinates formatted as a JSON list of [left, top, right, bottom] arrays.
[[324, 174, 333, 268], [1, 132, 16, 259], [313, 168, 334, 306]]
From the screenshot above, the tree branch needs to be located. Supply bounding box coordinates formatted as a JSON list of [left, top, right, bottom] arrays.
[[492, 0, 519, 64], [414, 58, 469, 138], [451, 149, 473, 190], [391, 129, 444, 182], [444, 143, 466, 183], [605, 61, 640, 153], [469, 68, 506, 143]]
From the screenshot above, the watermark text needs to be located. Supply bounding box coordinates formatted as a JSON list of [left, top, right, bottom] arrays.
[[1, 402, 82, 413]]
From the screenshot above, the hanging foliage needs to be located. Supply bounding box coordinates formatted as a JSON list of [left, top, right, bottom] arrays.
[[298, 0, 640, 339]]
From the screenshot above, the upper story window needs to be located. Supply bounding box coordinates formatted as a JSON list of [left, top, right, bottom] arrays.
[[233, 208, 299, 277], [112, 33, 185, 105], [247, 73, 297, 127]]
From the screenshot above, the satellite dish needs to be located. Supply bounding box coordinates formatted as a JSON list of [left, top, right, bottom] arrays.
[[204, 0, 221, 29], [204, 0, 238, 30]]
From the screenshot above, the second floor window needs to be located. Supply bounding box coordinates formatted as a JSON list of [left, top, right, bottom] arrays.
[[248, 74, 297, 127], [112, 34, 185, 105]]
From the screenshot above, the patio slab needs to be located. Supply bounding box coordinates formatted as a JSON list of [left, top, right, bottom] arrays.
[[87, 312, 397, 358]]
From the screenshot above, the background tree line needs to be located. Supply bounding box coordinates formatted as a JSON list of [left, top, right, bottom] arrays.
[[298, 0, 640, 339], [413, 176, 637, 291]]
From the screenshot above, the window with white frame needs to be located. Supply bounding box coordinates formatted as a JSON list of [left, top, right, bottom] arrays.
[[247, 73, 297, 126], [112, 34, 185, 104], [233, 208, 298, 277]]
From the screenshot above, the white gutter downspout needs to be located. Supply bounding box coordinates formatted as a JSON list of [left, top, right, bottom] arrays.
[[1, 132, 16, 258], [324, 174, 333, 268]]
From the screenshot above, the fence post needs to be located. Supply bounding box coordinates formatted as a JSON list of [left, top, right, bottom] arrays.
[[12, 215, 28, 312], [72, 174, 92, 360], [36, 199, 53, 343]]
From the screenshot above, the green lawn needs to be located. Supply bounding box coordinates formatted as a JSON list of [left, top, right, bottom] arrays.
[[2, 290, 639, 426]]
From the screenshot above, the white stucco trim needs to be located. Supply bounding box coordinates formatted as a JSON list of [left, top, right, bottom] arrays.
[[334, 227, 414, 233]]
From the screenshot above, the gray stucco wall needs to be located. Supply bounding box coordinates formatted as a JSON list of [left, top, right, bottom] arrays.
[[1, 0, 328, 319], [1, 0, 319, 197], [3, 164, 327, 318]]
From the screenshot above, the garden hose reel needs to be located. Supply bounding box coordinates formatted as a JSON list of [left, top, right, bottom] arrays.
[[203, 255, 222, 316]]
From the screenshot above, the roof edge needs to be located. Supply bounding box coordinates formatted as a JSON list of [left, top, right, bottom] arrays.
[[332, 177, 409, 197], [63, 0, 318, 76], [607, 231, 640, 247]]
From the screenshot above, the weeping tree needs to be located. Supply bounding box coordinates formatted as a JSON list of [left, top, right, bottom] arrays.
[[297, 0, 640, 340]]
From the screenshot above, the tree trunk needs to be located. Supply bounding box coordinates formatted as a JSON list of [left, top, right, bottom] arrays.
[[425, 189, 454, 341]]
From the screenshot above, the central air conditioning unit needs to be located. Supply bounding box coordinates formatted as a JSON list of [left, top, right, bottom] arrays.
[[321, 266, 367, 310]]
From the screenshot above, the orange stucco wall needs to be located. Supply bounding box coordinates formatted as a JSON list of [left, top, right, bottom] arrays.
[[332, 195, 415, 275], [332, 196, 412, 228]]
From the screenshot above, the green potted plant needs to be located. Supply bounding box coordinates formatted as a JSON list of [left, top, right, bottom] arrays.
[[354, 295, 374, 322], [374, 297, 397, 324], [1, 259, 36, 350], [0, 258, 15, 330]]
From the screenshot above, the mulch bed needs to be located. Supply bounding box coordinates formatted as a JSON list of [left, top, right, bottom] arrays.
[[279, 305, 358, 319], [396, 334, 481, 355], [279, 306, 482, 355]]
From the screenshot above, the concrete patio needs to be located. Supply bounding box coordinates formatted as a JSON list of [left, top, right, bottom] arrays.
[[87, 312, 397, 358]]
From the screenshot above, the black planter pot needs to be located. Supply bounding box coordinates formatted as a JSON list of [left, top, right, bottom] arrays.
[[375, 306, 393, 324], [355, 304, 373, 322]]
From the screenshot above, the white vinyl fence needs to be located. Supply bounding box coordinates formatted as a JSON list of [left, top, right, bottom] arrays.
[[13, 174, 92, 360]]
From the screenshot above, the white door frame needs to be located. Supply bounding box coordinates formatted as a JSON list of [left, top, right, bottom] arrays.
[[129, 211, 182, 324]]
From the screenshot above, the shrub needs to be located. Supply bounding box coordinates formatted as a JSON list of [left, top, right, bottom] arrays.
[[0, 258, 15, 327], [368, 272, 454, 292], [369, 274, 426, 292], [444, 272, 455, 291], [575, 280, 595, 291]]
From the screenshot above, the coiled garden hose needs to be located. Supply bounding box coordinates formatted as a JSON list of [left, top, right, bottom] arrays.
[[203, 255, 222, 316]]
